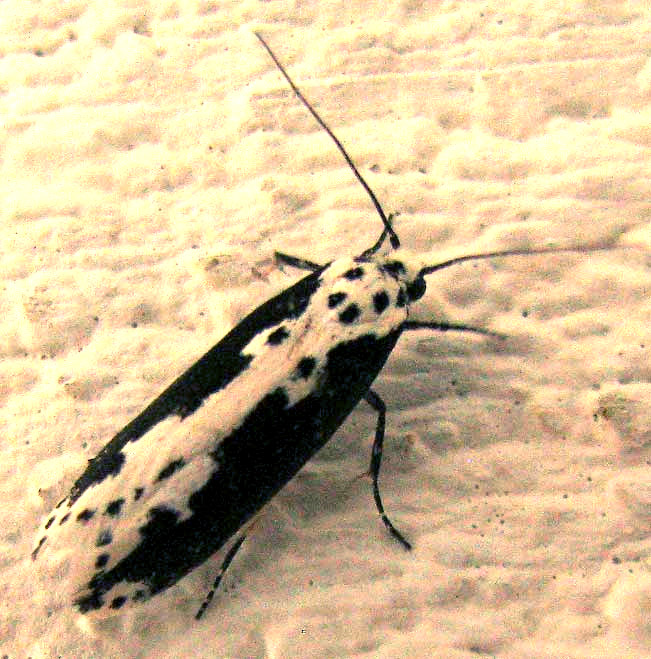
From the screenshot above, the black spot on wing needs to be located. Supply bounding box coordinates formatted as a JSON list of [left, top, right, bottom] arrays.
[[59, 513, 70, 525], [396, 289, 407, 307], [110, 595, 127, 609], [344, 267, 364, 280], [77, 508, 96, 523], [95, 553, 110, 569], [134, 487, 144, 501], [67, 267, 325, 505], [32, 536, 46, 560], [71, 451, 126, 504], [373, 291, 390, 314], [156, 458, 186, 482], [294, 357, 317, 380], [44, 516, 55, 530], [70, 330, 404, 611], [76, 590, 103, 613], [267, 326, 289, 345], [133, 589, 147, 602], [339, 304, 360, 324], [105, 498, 125, 517], [139, 506, 181, 541], [97, 529, 113, 547], [328, 292, 347, 308]]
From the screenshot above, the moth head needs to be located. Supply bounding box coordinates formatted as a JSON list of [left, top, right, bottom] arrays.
[[373, 249, 428, 303], [375, 241, 622, 310]]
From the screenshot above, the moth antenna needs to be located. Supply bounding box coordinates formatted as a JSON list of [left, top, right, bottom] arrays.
[[419, 243, 621, 278], [255, 32, 400, 250]]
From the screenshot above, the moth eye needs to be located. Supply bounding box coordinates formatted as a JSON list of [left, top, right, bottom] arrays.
[[372, 290, 390, 314], [339, 304, 360, 324], [406, 276, 426, 301], [343, 267, 364, 280]]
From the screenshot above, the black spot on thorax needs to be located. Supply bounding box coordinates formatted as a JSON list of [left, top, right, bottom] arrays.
[[328, 292, 347, 308], [339, 304, 360, 324], [381, 261, 405, 279], [343, 267, 364, 280]]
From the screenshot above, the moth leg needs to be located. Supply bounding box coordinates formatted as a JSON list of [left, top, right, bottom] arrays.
[[195, 532, 247, 620], [365, 388, 412, 551], [274, 251, 323, 272], [403, 320, 506, 339]]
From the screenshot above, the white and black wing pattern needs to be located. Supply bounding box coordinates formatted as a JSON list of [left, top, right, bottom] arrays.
[[32, 254, 411, 614]]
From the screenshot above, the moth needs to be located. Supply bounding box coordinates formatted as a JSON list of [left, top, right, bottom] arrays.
[[32, 33, 612, 620]]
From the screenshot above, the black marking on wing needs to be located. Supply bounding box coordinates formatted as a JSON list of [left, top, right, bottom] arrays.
[[74, 329, 402, 613], [77, 508, 96, 523], [156, 458, 186, 482], [95, 553, 110, 569], [105, 498, 125, 517], [134, 488, 144, 501], [267, 326, 290, 345], [32, 537, 46, 560], [140, 506, 181, 541], [373, 290, 390, 314], [97, 530, 113, 547], [68, 267, 326, 504], [294, 357, 317, 380]]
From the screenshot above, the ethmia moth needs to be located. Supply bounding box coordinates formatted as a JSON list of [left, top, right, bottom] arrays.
[[32, 32, 617, 620]]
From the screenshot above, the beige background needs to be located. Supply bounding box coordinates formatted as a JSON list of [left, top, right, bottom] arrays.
[[2, 1, 651, 657]]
